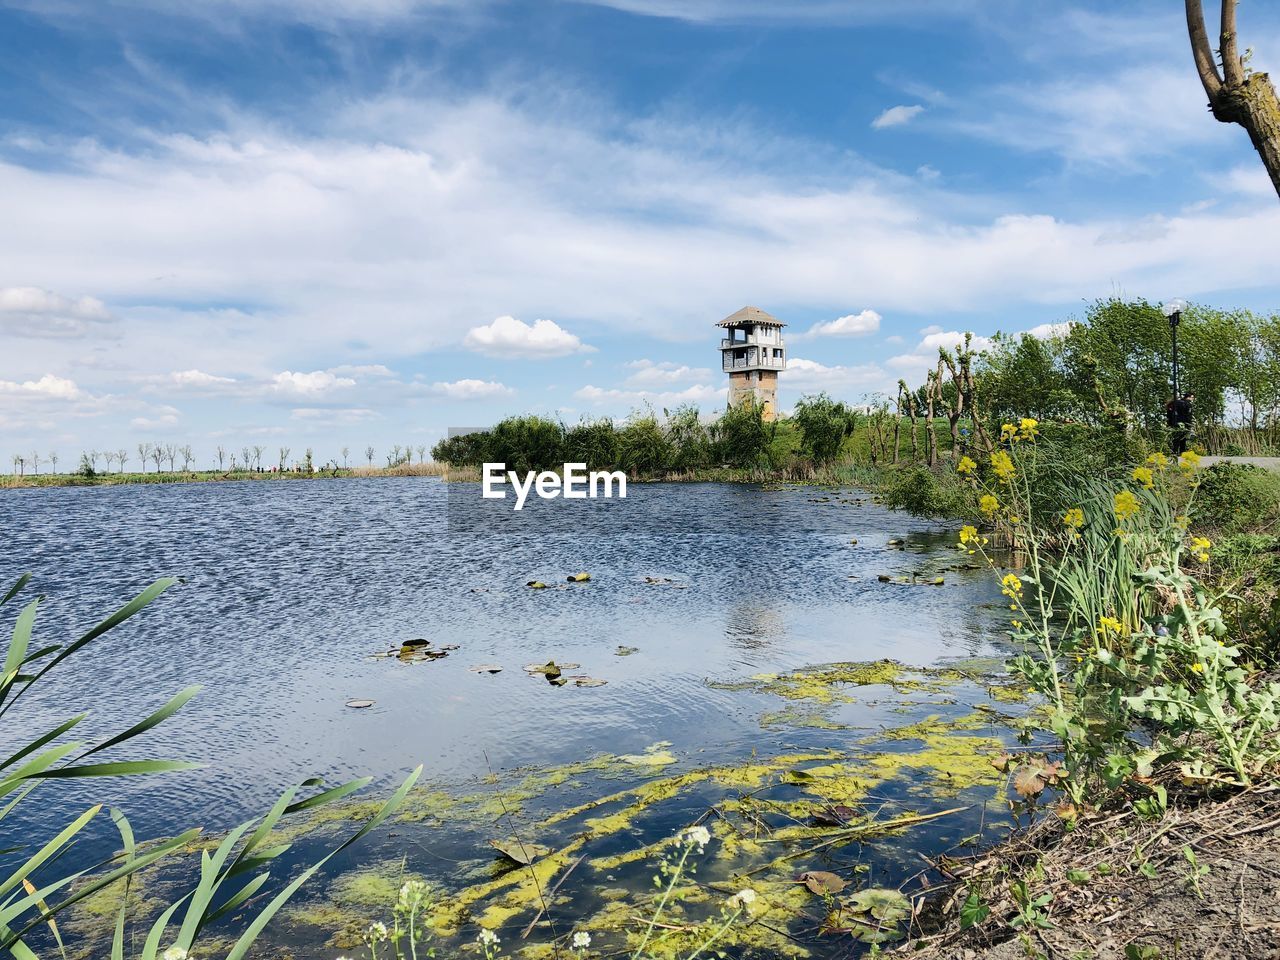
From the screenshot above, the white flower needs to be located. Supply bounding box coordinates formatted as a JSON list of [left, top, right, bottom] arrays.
[[573, 931, 592, 948], [683, 825, 711, 850], [398, 878, 428, 905], [367, 921, 389, 942], [478, 929, 501, 946], [162, 949, 188, 960], [728, 888, 757, 908]]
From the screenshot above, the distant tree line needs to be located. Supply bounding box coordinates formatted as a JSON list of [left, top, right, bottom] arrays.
[[430, 394, 861, 476]]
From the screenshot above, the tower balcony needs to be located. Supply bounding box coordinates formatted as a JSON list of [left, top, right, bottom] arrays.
[[723, 355, 786, 372]]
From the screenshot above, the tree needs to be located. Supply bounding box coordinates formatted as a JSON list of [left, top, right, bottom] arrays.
[[164, 443, 178, 472], [138, 442, 151, 473], [216, 445, 227, 470], [150, 444, 165, 473], [12, 454, 24, 477], [341, 446, 350, 468], [792, 393, 858, 464], [241, 447, 251, 471], [365, 445, 375, 466], [416, 444, 426, 464], [29, 451, 40, 475], [279, 446, 291, 471], [103, 450, 116, 473], [117, 448, 128, 473], [180, 444, 194, 471], [252, 445, 265, 471], [48, 451, 58, 475], [1186, 0, 1280, 199]]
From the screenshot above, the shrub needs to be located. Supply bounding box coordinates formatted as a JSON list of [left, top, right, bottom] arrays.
[[880, 466, 979, 520], [1193, 463, 1280, 535], [792, 393, 858, 464]]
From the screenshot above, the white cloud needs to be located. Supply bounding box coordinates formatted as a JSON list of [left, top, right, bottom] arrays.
[[327, 363, 396, 378], [130, 405, 181, 430], [0, 374, 83, 400], [170, 369, 236, 387], [1025, 321, 1074, 339], [780, 358, 886, 394], [0, 286, 113, 339], [575, 383, 722, 408], [291, 406, 380, 423], [916, 164, 941, 181], [624, 360, 715, 386], [270, 370, 356, 396], [463, 316, 593, 358], [795, 309, 881, 339], [872, 105, 925, 129], [886, 330, 997, 382], [429, 378, 513, 400]]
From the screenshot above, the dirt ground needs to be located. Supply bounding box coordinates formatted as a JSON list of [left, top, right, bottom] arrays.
[[903, 785, 1280, 960]]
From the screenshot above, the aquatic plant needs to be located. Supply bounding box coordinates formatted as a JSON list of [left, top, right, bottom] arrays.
[[0, 573, 417, 958]]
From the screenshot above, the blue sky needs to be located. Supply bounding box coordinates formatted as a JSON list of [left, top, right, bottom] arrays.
[[3, 0, 1280, 466]]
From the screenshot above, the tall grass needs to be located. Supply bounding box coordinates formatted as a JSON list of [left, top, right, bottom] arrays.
[[0, 574, 417, 958]]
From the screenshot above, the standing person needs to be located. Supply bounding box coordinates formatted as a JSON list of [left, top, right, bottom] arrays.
[[1170, 392, 1194, 455]]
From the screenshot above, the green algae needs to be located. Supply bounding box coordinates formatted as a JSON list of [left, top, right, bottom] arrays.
[[710, 659, 909, 704]]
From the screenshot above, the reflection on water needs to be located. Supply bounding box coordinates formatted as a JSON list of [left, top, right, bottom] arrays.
[[0, 477, 1014, 956]]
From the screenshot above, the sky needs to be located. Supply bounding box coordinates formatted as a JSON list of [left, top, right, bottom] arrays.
[[3, 0, 1280, 468]]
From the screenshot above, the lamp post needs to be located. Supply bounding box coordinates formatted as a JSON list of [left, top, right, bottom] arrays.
[[1161, 298, 1187, 395]]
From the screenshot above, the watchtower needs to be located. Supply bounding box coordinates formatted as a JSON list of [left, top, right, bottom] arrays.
[[718, 306, 786, 421]]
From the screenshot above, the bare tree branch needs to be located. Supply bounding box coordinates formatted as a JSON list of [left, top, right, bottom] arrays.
[[1220, 0, 1244, 86], [1186, 0, 1223, 97]]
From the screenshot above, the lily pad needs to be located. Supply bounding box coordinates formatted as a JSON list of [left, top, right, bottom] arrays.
[[568, 676, 607, 688], [846, 888, 911, 923], [345, 699, 375, 709], [799, 870, 847, 895], [489, 838, 551, 865], [526, 580, 549, 589], [614, 645, 639, 657], [523, 661, 580, 678], [812, 804, 857, 826], [566, 572, 591, 583], [469, 664, 503, 674]]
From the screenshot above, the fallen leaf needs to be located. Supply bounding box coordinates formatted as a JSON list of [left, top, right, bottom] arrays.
[[523, 661, 579, 677], [469, 664, 503, 674], [1012, 764, 1048, 799], [799, 870, 847, 895]]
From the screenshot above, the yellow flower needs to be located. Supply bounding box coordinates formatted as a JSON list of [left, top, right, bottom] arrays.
[[1145, 452, 1169, 470], [1178, 450, 1201, 473], [979, 494, 1000, 516], [959, 525, 987, 547], [1001, 573, 1023, 599], [956, 455, 977, 475], [1174, 515, 1191, 530], [1191, 662, 1205, 674], [1097, 616, 1125, 637], [990, 450, 1016, 484], [1009, 515, 1021, 525], [1062, 507, 1084, 529], [1011, 620, 1023, 629], [1190, 536, 1211, 563], [1113, 489, 1140, 521], [1018, 417, 1039, 441], [1131, 466, 1154, 490], [1000, 423, 1018, 443]]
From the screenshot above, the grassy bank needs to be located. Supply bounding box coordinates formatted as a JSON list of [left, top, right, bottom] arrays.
[[1, 462, 451, 488]]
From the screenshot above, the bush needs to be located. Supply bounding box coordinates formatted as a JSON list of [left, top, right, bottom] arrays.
[[1194, 463, 1280, 535], [880, 465, 979, 520], [792, 393, 858, 464]]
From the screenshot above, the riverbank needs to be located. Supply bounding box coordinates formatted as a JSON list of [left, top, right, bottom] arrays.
[[903, 774, 1280, 959], [0, 462, 449, 488]]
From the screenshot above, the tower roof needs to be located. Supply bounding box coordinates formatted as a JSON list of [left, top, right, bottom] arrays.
[[716, 305, 786, 328]]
